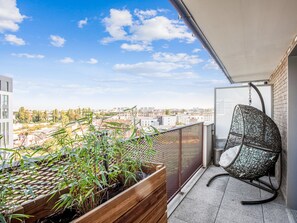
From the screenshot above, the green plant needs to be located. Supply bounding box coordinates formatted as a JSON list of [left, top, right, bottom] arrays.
[[47, 107, 157, 216], [0, 146, 35, 223]]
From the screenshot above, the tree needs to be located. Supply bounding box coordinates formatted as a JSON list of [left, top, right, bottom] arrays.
[[52, 109, 59, 123], [42, 111, 48, 122], [16, 107, 31, 123], [61, 111, 69, 125], [67, 109, 76, 121], [32, 110, 40, 123], [16, 107, 26, 123]]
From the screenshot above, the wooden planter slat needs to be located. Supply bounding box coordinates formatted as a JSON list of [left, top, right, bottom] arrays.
[[73, 165, 167, 223], [114, 182, 166, 223], [140, 194, 167, 223], [158, 213, 168, 223]]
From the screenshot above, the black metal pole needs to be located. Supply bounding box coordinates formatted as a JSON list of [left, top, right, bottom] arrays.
[[248, 82, 266, 114]]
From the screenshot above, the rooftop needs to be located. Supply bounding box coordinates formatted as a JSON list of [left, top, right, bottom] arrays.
[[169, 165, 290, 223]]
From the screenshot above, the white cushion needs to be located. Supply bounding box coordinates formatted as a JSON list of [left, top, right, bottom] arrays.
[[219, 145, 240, 168]]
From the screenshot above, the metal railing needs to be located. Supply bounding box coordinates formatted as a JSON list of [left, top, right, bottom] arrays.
[[150, 123, 204, 201], [0, 122, 204, 208]]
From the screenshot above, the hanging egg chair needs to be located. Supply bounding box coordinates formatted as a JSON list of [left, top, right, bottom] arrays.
[[207, 83, 282, 205]]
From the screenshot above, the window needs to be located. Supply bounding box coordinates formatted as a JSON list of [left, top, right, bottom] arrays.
[[2, 123, 5, 147], [6, 122, 9, 146], [6, 82, 9, 92], [2, 95, 9, 119]]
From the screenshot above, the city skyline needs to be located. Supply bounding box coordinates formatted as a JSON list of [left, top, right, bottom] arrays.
[[1, 0, 229, 110]]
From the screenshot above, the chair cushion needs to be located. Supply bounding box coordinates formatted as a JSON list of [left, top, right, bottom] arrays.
[[219, 145, 240, 168]]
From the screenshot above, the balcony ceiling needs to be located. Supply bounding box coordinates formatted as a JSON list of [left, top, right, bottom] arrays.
[[171, 0, 297, 83]]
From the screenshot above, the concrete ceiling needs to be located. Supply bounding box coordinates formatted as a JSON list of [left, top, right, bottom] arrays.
[[171, 0, 297, 83]]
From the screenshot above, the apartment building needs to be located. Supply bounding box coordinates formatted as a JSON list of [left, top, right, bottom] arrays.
[[139, 117, 159, 127], [0, 75, 13, 148], [160, 116, 177, 126]]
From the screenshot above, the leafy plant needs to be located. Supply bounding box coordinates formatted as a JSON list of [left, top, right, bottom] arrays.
[[47, 107, 157, 216], [0, 107, 157, 221], [0, 145, 34, 223]]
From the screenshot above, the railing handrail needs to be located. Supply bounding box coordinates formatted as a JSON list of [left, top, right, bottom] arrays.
[[158, 122, 204, 134]]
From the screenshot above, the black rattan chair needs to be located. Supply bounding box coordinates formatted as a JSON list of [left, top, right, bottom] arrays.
[[207, 84, 282, 205]]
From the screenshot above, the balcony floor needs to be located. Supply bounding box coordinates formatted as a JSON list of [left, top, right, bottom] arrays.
[[169, 165, 290, 223]]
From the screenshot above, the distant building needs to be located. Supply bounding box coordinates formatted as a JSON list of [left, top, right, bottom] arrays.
[[177, 115, 205, 125], [160, 116, 177, 126], [139, 117, 159, 127], [0, 75, 13, 148]]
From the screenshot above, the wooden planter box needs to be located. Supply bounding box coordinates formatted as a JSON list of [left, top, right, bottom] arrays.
[[12, 163, 167, 223], [73, 164, 167, 223]]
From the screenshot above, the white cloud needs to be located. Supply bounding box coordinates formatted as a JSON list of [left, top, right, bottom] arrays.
[[78, 18, 88, 28], [102, 9, 132, 43], [50, 35, 65, 47], [58, 84, 128, 95], [11, 53, 45, 59], [152, 52, 203, 65], [130, 16, 194, 43], [60, 57, 74, 64], [203, 59, 219, 70], [0, 0, 26, 32], [101, 8, 194, 45], [4, 34, 25, 45], [114, 61, 186, 76], [86, 58, 98, 64], [120, 43, 152, 52], [192, 48, 201, 53], [113, 51, 202, 78], [134, 9, 157, 20]]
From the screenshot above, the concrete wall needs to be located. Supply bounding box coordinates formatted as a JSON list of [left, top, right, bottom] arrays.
[[287, 48, 297, 209], [269, 38, 297, 203], [0, 75, 13, 92]]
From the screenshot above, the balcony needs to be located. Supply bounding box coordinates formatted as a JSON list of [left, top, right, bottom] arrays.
[[3, 117, 297, 223]]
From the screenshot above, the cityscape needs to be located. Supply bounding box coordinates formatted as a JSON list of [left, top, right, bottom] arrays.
[[12, 105, 214, 148], [1, 0, 295, 223]]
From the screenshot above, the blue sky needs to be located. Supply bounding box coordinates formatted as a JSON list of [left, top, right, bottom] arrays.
[[0, 0, 229, 110]]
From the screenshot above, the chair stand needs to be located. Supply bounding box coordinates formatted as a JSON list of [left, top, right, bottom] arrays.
[[206, 173, 278, 205]]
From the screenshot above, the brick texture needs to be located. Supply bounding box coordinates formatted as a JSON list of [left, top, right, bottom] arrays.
[[269, 39, 297, 202]]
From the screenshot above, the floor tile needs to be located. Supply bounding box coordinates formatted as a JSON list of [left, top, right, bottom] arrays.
[[219, 191, 263, 220], [187, 183, 224, 207], [168, 216, 188, 223], [171, 197, 219, 223], [196, 175, 228, 193], [226, 177, 261, 199], [262, 202, 290, 223], [215, 207, 263, 223]]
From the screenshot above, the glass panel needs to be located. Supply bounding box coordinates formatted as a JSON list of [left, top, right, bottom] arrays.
[[215, 85, 272, 148]]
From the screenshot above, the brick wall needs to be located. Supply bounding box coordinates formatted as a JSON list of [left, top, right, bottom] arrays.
[[269, 57, 288, 199], [269, 39, 297, 201]]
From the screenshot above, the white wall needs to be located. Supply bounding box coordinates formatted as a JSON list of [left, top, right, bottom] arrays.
[[0, 91, 13, 148]]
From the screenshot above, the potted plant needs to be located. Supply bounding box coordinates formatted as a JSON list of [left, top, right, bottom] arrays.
[[0, 107, 167, 223]]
